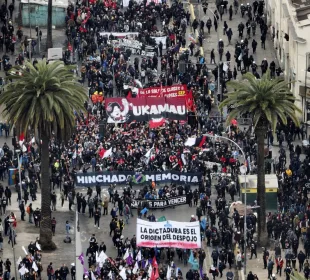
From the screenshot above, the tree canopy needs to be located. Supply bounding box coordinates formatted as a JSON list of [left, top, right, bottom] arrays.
[[219, 71, 301, 131], [0, 60, 87, 139]]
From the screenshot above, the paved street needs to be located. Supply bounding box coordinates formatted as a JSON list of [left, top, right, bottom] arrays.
[[198, 1, 277, 82], [1, 132, 305, 280], [0, 0, 307, 279]]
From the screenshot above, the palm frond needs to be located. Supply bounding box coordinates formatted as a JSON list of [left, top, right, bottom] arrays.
[[0, 59, 87, 140], [220, 70, 301, 130]]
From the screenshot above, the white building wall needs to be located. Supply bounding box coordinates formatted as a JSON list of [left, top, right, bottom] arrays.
[[267, 0, 310, 121]]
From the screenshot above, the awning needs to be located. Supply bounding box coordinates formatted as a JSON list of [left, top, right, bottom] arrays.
[[299, 85, 310, 98], [238, 174, 279, 190]]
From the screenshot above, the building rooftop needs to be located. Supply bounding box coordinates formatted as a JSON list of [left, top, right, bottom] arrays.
[[292, 0, 310, 8], [291, 0, 310, 21]]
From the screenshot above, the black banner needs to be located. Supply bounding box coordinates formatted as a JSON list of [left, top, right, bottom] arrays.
[[75, 171, 202, 187], [307, 101, 310, 121], [105, 97, 187, 124], [131, 195, 187, 209]]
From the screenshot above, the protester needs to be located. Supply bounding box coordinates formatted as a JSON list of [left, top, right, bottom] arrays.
[[0, 0, 309, 278]]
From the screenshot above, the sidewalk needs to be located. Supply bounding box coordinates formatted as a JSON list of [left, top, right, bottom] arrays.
[[2, 174, 76, 278]]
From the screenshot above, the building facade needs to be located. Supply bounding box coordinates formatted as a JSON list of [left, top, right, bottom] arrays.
[[20, 0, 67, 28], [266, 0, 310, 123]]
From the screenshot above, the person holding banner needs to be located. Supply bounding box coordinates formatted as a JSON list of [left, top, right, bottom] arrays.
[[1, 0, 306, 276]]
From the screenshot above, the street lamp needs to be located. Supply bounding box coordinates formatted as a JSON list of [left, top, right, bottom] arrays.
[[203, 133, 247, 273], [75, 208, 84, 280], [27, 38, 33, 61], [15, 149, 23, 204], [8, 218, 18, 278]]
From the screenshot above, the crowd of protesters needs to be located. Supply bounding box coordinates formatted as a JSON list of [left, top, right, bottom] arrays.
[[0, 0, 309, 278]]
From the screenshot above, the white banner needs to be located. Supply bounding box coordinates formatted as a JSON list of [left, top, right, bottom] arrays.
[[136, 218, 201, 249], [47, 48, 63, 61], [108, 38, 155, 57], [151, 36, 167, 50], [99, 32, 139, 38], [204, 161, 222, 170], [147, 0, 162, 4], [123, 0, 161, 6], [123, 0, 130, 7], [120, 39, 143, 49]]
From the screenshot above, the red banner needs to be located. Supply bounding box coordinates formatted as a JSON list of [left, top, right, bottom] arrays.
[[138, 85, 188, 98]]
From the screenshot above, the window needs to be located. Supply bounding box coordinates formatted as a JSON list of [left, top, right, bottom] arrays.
[[284, 33, 289, 41], [307, 53, 310, 72]]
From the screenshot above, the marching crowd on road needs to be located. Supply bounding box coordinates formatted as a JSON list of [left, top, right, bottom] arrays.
[[0, 0, 309, 278]]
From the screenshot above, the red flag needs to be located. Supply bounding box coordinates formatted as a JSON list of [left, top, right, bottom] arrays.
[[198, 135, 207, 148], [186, 90, 193, 99], [178, 158, 183, 168], [186, 98, 193, 111], [149, 118, 166, 129], [169, 155, 176, 162], [99, 148, 106, 158], [68, 42, 72, 52], [150, 257, 159, 280], [127, 90, 132, 99], [231, 119, 238, 126], [19, 132, 25, 142], [185, 90, 196, 112], [152, 256, 158, 268]]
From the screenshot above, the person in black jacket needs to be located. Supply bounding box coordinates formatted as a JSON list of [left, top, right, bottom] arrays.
[[59, 264, 69, 280], [192, 19, 198, 32], [94, 208, 101, 229], [298, 250, 306, 272], [186, 269, 194, 280], [4, 187, 11, 205], [70, 264, 76, 280], [247, 271, 254, 280], [2, 197, 7, 213]]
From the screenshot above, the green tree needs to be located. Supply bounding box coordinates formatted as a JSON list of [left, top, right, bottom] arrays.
[[47, 0, 53, 49], [0, 60, 87, 249], [219, 71, 301, 244]]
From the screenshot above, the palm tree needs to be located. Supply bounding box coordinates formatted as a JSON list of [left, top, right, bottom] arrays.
[[219, 71, 301, 244], [0, 60, 87, 249], [47, 0, 53, 49]]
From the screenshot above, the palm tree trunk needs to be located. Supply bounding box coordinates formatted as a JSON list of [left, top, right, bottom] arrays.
[[255, 125, 268, 246], [39, 132, 56, 250], [46, 0, 53, 49]]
